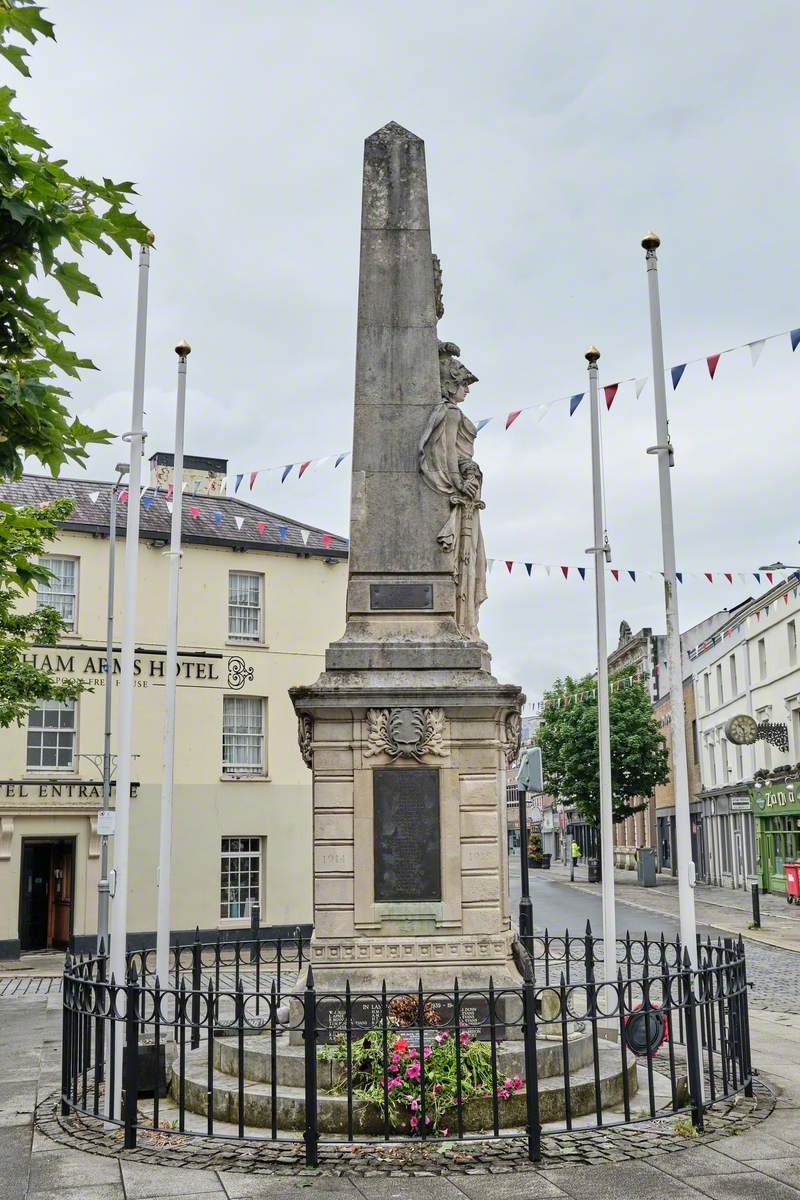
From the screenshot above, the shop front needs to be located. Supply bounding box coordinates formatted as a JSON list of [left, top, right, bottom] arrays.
[[751, 781, 800, 895]]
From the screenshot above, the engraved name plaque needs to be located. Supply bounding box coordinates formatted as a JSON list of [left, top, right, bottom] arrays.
[[369, 583, 433, 611], [373, 767, 441, 902]]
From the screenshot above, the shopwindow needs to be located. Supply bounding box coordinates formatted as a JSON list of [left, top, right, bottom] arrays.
[[26, 700, 76, 771], [222, 696, 265, 775], [37, 556, 78, 631], [220, 836, 262, 920], [228, 572, 263, 642]]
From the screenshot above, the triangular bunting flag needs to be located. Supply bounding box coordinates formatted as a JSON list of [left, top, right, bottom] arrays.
[[766, 572, 773, 583], [213, 511, 223, 527], [334, 452, 349, 468], [766, 604, 771, 615], [234, 474, 244, 493], [475, 418, 491, 432], [190, 506, 199, 519], [142, 494, 154, 510], [281, 465, 293, 483], [749, 339, 765, 367], [525, 562, 532, 576], [611, 569, 619, 581], [604, 383, 619, 410], [753, 573, 761, 583], [249, 472, 258, 490], [487, 559, 495, 573], [257, 521, 266, 535], [628, 570, 636, 582], [671, 363, 687, 390], [676, 572, 682, 584], [724, 572, 733, 583], [785, 592, 790, 605], [560, 565, 569, 579], [322, 533, 332, 549], [544, 565, 551, 576], [704, 573, 713, 583], [277, 524, 288, 541], [791, 329, 800, 352], [707, 354, 721, 379], [119, 490, 129, 503], [505, 561, 514, 574], [166, 501, 173, 514], [193, 480, 201, 494], [300, 529, 311, 546], [634, 377, 647, 398], [298, 461, 312, 478], [234, 516, 244, 531], [577, 566, 586, 580], [505, 410, 522, 430], [88, 491, 100, 504], [569, 393, 584, 416]]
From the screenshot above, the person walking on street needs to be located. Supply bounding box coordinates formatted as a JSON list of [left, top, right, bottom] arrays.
[[571, 838, 581, 881]]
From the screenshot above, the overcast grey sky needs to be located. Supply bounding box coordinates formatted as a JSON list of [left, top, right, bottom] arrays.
[[17, 1, 800, 702]]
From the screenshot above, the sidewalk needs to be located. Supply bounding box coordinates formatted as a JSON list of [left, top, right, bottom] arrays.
[[548, 860, 800, 953]]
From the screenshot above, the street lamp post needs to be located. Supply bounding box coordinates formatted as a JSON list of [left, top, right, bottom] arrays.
[[585, 346, 616, 985], [96, 465, 128, 954]]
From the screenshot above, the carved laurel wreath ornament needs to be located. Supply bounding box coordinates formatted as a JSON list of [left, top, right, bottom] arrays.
[[297, 714, 313, 768], [364, 707, 449, 761], [503, 710, 522, 767]]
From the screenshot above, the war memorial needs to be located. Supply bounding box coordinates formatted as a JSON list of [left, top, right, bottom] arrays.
[[58, 124, 754, 1165]]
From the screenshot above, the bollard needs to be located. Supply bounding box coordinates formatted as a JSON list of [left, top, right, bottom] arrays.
[[751, 883, 761, 929]]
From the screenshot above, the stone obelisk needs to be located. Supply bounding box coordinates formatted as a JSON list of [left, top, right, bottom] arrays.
[[291, 122, 524, 992]]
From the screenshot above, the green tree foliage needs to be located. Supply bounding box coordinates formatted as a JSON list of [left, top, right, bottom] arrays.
[[536, 673, 669, 827], [0, 2, 149, 724]]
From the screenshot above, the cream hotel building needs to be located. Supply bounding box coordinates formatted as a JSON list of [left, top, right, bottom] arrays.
[[0, 453, 348, 958]]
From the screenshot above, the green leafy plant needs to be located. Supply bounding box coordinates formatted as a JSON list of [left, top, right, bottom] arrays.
[[321, 1027, 523, 1136], [0, 2, 149, 724]]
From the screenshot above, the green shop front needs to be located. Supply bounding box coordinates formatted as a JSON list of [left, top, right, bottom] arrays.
[[750, 782, 800, 894]]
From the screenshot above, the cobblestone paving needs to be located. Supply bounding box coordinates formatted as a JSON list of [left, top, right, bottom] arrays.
[[738, 940, 800, 1014], [35, 1079, 774, 1176]]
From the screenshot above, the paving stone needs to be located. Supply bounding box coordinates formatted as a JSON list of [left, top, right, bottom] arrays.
[[220, 1175, 362, 1197], [0, 1079, 38, 1127], [646, 1146, 744, 1179], [354, 1179, 467, 1200], [709, 1130, 800, 1163], [751, 1158, 800, 1186], [27, 1187, 125, 1200], [27, 1147, 121, 1191], [684, 1173, 800, 1199], [540, 1162, 700, 1199], [121, 1159, 226, 1197], [0, 1124, 32, 1200], [454, 1174, 569, 1198]]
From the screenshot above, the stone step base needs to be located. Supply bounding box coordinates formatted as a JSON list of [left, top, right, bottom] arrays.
[[172, 1045, 638, 1134]]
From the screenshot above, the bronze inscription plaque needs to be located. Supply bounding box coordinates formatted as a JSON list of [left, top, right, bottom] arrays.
[[369, 583, 433, 611], [373, 767, 441, 902]]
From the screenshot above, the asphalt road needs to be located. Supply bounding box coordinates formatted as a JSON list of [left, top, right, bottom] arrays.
[[508, 852, 682, 940]]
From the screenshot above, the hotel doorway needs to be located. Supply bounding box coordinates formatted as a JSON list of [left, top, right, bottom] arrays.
[[19, 838, 75, 952]]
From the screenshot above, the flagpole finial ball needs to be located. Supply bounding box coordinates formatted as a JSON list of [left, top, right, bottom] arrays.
[[175, 339, 191, 358], [641, 231, 660, 250], [585, 345, 600, 364]]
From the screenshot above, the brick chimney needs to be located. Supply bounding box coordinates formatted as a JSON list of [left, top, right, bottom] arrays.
[[149, 452, 228, 495]]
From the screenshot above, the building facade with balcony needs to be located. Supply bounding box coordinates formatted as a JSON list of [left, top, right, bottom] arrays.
[[0, 456, 348, 957]]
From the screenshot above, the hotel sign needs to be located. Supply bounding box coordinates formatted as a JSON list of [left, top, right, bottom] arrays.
[[20, 648, 255, 690], [1, 780, 139, 800]]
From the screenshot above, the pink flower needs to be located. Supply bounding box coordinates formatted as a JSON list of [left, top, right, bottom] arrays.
[[387, 1077, 402, 1090], [410, 1098, 419, 1111], [409, 1115, 418, 1130], [408, 1047, 418, 1060], [433, 1082, 443, 1094], [441, 1128, 449, 1137], [423, 1045, 432, 1059], [390, 1052, 401, 1065], [434, 1031, 449, 1044], [405, 1061, 421, 1082], [459, 1032, 471, 1046], [425, 1115, 431, 1125], [388, 1064, 400, 1075], [512, 1075, 523, 1090], [498, 1088, 511, 1100]]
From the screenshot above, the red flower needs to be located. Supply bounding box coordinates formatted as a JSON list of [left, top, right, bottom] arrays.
[[394, 1038, 409, 1053]]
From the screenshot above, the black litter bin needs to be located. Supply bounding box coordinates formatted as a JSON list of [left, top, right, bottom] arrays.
[[587, 858, 600, 883], [542, 853, 552, 870]]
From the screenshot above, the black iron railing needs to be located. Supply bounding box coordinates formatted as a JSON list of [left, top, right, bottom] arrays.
[[60, 926, 752, 1166]]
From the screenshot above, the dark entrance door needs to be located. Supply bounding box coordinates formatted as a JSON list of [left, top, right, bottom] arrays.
[[19, 839, 74, 952]]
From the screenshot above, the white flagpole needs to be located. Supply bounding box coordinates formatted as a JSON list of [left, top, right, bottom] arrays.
[[641, 233, 699, 970], [109, 238, 152, 1120], [585, 347, 616, 986], [155, 341, 191, 993]]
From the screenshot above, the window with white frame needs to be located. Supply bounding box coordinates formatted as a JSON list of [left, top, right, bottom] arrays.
[[220, 836, 262, 920], [716, 663, 724, 706], [758, 638, 767, 680], [706, 739, 717, 786], [228, 572, 263, 642], [222, 696, 265, 774], [703, 673, 711, 711], [729, 654, 738, 696], [26, 700, 76, 770], [37, 556, 78, 631], [789, 620, 797, 667]]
